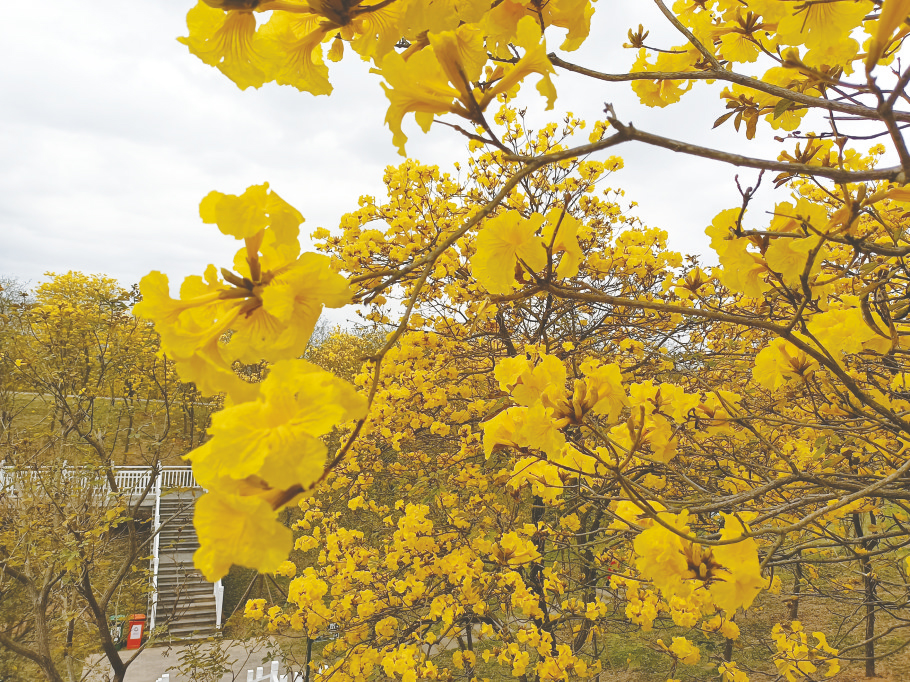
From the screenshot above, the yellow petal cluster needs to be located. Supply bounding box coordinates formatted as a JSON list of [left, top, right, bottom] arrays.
[[179, 2, 570, 152], [135, 184, 366, 580], [134, 183, 351, 402], [634, 511, 764, 615]]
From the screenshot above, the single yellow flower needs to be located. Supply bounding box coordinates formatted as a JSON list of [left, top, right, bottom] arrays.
[[193, 490, 293, 581], [258, 12, 333, 95], [709, 514, 765, 613], [178, 1, 273, 90], [541, 208, 583, 279], [633, 511, 693, 599], [188, 359, 367, 492], [480, 17, 557, 109], [867, 0, 910, 69], [669, 636, 701, 665], [378, 17, 554, 154], [776, 0, 872, 51], [134, 184, 350, 400], [472, 210, 547, 294], [428, 24, 487, 102], [378, 48, 470, 156]]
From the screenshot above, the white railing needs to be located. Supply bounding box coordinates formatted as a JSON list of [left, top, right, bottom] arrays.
[[0, 464, 201, 497], [113, 466, 200, 494]]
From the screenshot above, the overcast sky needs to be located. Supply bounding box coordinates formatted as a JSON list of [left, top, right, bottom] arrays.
[[1, 1, 819, 296]]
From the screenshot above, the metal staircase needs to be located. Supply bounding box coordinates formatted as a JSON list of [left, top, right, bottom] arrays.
[[150, 490, 224, 640], [112, 467, 225, 639]]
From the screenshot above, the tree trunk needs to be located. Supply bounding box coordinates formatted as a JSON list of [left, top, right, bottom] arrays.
[[853, 513, 876, 678], [788, 551, 802, 620]]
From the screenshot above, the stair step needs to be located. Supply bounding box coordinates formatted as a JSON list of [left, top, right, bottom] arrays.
[[159, 543, 198, 548], [166, 627, 218, 636], [158, 607, 217, 623], [159, 542, 200, 550], [159, 583, 214, 593], [164, 615, 217, 630], [159, 534, 196, 540], [156, 601, 216, 613], [155, 578, 211, 588], [156, 580, 210, 590], [166, 626, 218, 636], [167, 621, 217, 633], [156, 578, 210, 589], [155, 565, 205, 573], [156, 563, 202, 571], [159, 617, 218, 629], [155, 570, 208, 579], [158, 612, 217, 625], [157, 584, 214, 598], [156, 572, 207, 581], [156, 575, 207, 583], [157, 596, 216, 614], [158, 585, 215, 602]]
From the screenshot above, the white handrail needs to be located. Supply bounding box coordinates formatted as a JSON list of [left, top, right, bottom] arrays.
[[0, 465, 202, 495], [149, 479, 161, 631], [113, 466, 201, 492]]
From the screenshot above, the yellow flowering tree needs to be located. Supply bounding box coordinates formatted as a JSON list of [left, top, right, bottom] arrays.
[[0, 273, 220, 682], [125, 0, 910, 678]]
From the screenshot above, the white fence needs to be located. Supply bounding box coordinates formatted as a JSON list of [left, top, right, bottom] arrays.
[[154, 660, 308, 682], [0, 464, 200, 500], [114, 466, 200, 493]]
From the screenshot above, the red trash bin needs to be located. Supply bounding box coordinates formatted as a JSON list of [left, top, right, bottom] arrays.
[[125, 614, 146, 650]]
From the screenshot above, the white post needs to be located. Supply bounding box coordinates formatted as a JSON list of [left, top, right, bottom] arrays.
[[247, 670, 255, 682], [149, 475, 161, 631], [214, 579, 224, 629], [270, 660, 280, 682]]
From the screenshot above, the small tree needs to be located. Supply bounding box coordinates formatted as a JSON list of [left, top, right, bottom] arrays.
[[0, 273, 217, 682]]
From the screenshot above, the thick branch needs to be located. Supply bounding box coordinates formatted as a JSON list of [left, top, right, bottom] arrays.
[[504, 120, 902, 183], [79, 571, 126, 681], [605, 119, 904, 183], [548, 55, 908, 123], [0, 630, 58, 681]]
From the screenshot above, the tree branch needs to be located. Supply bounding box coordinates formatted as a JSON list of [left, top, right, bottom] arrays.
[[547, 55, 910, 124]]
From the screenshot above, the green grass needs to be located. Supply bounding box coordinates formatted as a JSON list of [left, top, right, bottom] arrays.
[[1, 391, 216, 466]]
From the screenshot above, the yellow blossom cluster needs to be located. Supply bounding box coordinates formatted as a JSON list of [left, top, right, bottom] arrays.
[[134, 184, 366, 580], [178, 0, 588, 153]]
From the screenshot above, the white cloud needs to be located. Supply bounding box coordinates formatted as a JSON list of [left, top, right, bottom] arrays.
[[0, 0, 862, 293]]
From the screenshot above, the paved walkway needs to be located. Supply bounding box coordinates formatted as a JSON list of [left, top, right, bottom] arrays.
[[83, 638, 280, 682]]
